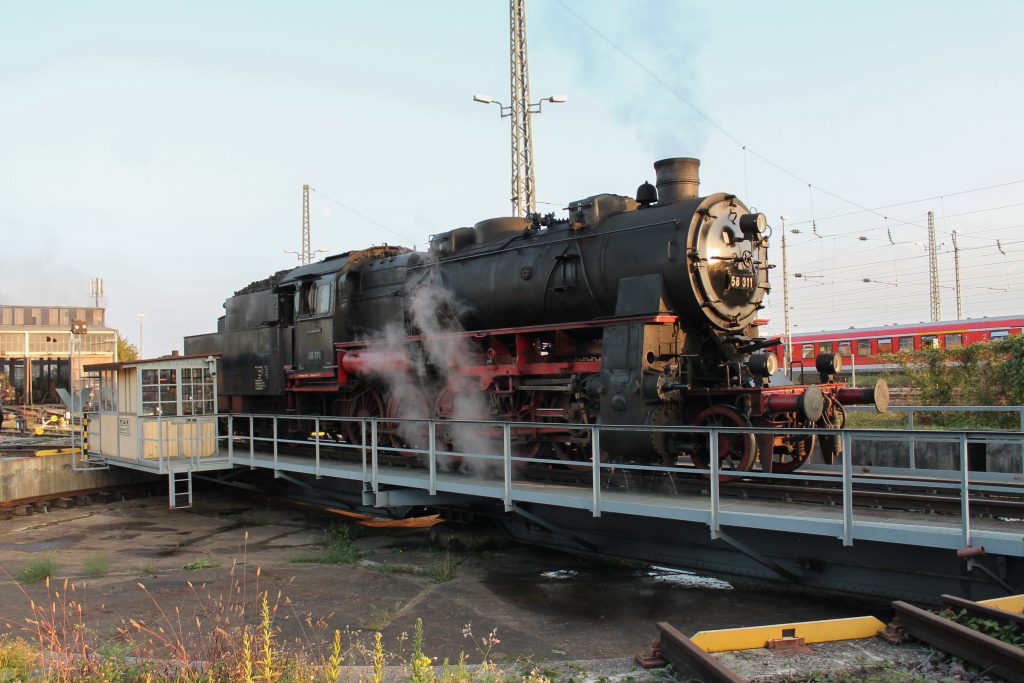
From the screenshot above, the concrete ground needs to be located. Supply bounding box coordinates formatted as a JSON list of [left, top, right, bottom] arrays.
[[0, 489, 933, 680]]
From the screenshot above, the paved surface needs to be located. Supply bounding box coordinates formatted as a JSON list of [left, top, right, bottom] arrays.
[[0, 488, 924, 678]]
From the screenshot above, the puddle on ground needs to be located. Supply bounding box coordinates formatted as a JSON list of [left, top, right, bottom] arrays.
[[485, 561, 878, 627]]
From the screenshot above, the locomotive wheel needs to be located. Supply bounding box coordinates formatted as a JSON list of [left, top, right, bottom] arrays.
[[690, 405, 757, 474], [342, 388, 386, 447], [770, 435, 817, 474], [384, 391, 431, 460]]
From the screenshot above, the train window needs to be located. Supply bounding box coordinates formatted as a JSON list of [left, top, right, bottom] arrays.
[[297, 280, 333, 318], [877, 338, 893, 354], [921, 334, 938, 349], [945, 333, 962, 349], [802, 344, 815, 359], [817, 342, 833, 354], [837, 341, 852, 357], [315, 282, 332, 315], [990, 330, 1010, 341], [898, 336, 915, 352], [856, 339, 872, 356]]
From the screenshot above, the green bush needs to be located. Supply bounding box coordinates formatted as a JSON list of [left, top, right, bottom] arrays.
[[18, 555, 57, 584]]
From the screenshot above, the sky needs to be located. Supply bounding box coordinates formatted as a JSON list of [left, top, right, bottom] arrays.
[[2, 1, 1023, 354]]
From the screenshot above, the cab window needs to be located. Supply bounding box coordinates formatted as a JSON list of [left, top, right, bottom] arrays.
[[802, 344, 815, 359], [876, 338, 893, 354], [297, 280, 333, 318], [898, 336, 915, 352], [837, 341, 852, 357], [817, 342, 833, 354], [856, 339, 872, 356], [990, 330, 1009, 341], [921, 334, 938, 349], [945, 333, 962, 349]]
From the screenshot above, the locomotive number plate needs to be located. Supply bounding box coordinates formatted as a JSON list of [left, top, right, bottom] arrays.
[[727, 271, 755, 292]]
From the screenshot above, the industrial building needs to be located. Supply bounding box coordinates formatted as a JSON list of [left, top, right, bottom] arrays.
[[0, 305, 117, 406]]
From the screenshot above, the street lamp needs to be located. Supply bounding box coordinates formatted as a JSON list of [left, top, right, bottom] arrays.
[[473, 94, 567, 114], [473, 93, 566, 217], [137, 313, 145, 359]]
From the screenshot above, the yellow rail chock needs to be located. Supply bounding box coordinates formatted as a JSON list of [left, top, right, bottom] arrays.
[[977, 594, 1024, 614], [33, 448, 81, 457], [691, 615, 887, 652]]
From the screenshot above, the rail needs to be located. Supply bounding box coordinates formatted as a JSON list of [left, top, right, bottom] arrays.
[[217, 412, 1024, 554]]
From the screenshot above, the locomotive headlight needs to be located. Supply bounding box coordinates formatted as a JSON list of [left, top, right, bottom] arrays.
[[747, 352, 778, 378], [740, 212, 767, 239]]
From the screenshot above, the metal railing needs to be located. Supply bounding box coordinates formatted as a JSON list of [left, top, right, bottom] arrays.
[[219, 413, 1024, 554], [83, 411, 221, 474], [848, 404, 1024, 431]]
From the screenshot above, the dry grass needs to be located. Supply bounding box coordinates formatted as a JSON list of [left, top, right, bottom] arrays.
[[0, 533, 555, 683]]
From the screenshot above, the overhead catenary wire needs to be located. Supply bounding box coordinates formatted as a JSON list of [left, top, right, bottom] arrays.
[[308, 187, 419, 246]]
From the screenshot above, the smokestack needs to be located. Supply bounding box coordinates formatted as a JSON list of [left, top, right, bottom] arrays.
[[653, 157, 700, 204]]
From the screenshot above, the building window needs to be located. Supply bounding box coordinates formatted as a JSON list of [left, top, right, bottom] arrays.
[[990, 330, 1010, 341], [856, 339, 872, 356], [802, 344, 815, 359], [876, 338, 893, 354], [898, 336, 915, 352], [945, 333, 962, 349], [141, 368, 177, 416], [0, 333, 23, 354], [837, 341, 852, 357], [181, 367, 215, 415], [28, 333, 69, 354]]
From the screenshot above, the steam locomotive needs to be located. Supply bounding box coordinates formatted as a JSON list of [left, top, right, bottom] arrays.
[[185, 157, 887, 473]]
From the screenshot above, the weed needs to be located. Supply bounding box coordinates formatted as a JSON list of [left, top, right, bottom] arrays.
[[135, 564, 157, 575], [427, 550, 461, 583], [183, 553, 218, 571], [0, 635, 35, 675], [18, 554, 57, 584], [291, 524, 360, 565], [367, 604, 401, 631], [82, 553, 109, 578]]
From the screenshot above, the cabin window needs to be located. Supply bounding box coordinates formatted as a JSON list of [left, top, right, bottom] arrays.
[[181, 367, 215, 415], [141, 368, 177, 416], [990, 330, 1010, 341], [818, 342, 833, 354], [856, 339, 872, 356], [945, 333, 962, 349], [898, 336, 915, 352], [921, 334, 938, 349], [297, 280, 333, 318], [876, 338, 893, 354], [837, 341, 852, 357], [802, 344, 815, 359]]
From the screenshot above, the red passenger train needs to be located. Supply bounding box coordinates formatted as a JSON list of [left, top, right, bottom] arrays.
[[777, 315, 1024, 375]]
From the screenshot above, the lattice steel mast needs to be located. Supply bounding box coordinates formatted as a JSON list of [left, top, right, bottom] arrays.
[[927, 210, 941, 321], [302, 184, 312, 265], [509, 0, 535, 217], [952, 230, 963, 319]]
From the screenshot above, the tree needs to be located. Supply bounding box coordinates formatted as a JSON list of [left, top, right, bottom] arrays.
[[881, 335, 1024, 428], [117, 334, 140, 362]]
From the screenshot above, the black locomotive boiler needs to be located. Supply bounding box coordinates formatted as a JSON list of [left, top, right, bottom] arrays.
[[185, 157, 887, 473]]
